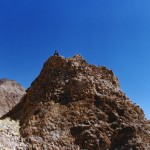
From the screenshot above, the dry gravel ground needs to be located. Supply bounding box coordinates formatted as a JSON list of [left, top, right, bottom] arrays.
[[0, 118, 26, 150]]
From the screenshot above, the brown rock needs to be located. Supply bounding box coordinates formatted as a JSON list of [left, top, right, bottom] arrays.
[[3, 55, 150, 149]]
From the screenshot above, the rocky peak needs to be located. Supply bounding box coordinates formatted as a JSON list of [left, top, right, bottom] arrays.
[[3, 55, 150, 150], [27, 55, 120, 103], [0, 78, 25, 93]]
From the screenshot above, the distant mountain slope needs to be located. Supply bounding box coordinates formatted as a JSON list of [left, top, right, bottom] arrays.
[[0, 78, 25, 117]]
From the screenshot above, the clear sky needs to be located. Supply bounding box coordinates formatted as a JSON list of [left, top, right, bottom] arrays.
[[0, 0, 150, 119]]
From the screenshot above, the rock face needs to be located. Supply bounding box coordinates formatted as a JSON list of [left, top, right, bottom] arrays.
[[3, 55, 150, 150], [0, 78, 25, 117]]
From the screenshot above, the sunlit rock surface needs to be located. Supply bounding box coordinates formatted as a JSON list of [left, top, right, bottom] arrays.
[[2, 55, 150, 150]]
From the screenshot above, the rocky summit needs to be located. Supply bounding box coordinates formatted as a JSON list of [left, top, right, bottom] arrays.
[[0, 78, 25, 117], [3, 55, 150, 150]]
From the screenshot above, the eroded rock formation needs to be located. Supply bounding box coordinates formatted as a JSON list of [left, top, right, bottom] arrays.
[[3, 55, 150, 150]]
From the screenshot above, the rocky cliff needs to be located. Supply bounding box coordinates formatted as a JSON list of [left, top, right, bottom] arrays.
[[3, 55, 150, 150], [0, 78, 25, 117]]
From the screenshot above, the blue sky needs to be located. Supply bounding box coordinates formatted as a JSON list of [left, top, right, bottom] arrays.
[[0, 0, 150, 119]]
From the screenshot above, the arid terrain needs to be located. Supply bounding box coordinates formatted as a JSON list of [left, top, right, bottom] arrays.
[[0, 55, 150, 150]]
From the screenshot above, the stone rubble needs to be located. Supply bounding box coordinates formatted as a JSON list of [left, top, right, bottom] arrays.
[[0, 118, 26, 150]]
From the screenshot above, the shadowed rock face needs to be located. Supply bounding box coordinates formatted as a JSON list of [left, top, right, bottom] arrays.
[[4, 55, 150, 150], [0, 78, 25, 117]]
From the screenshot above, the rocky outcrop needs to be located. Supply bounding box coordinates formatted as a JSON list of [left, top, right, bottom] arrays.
[[0, 78, 25, 117], [3, 55, 150, 150]]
